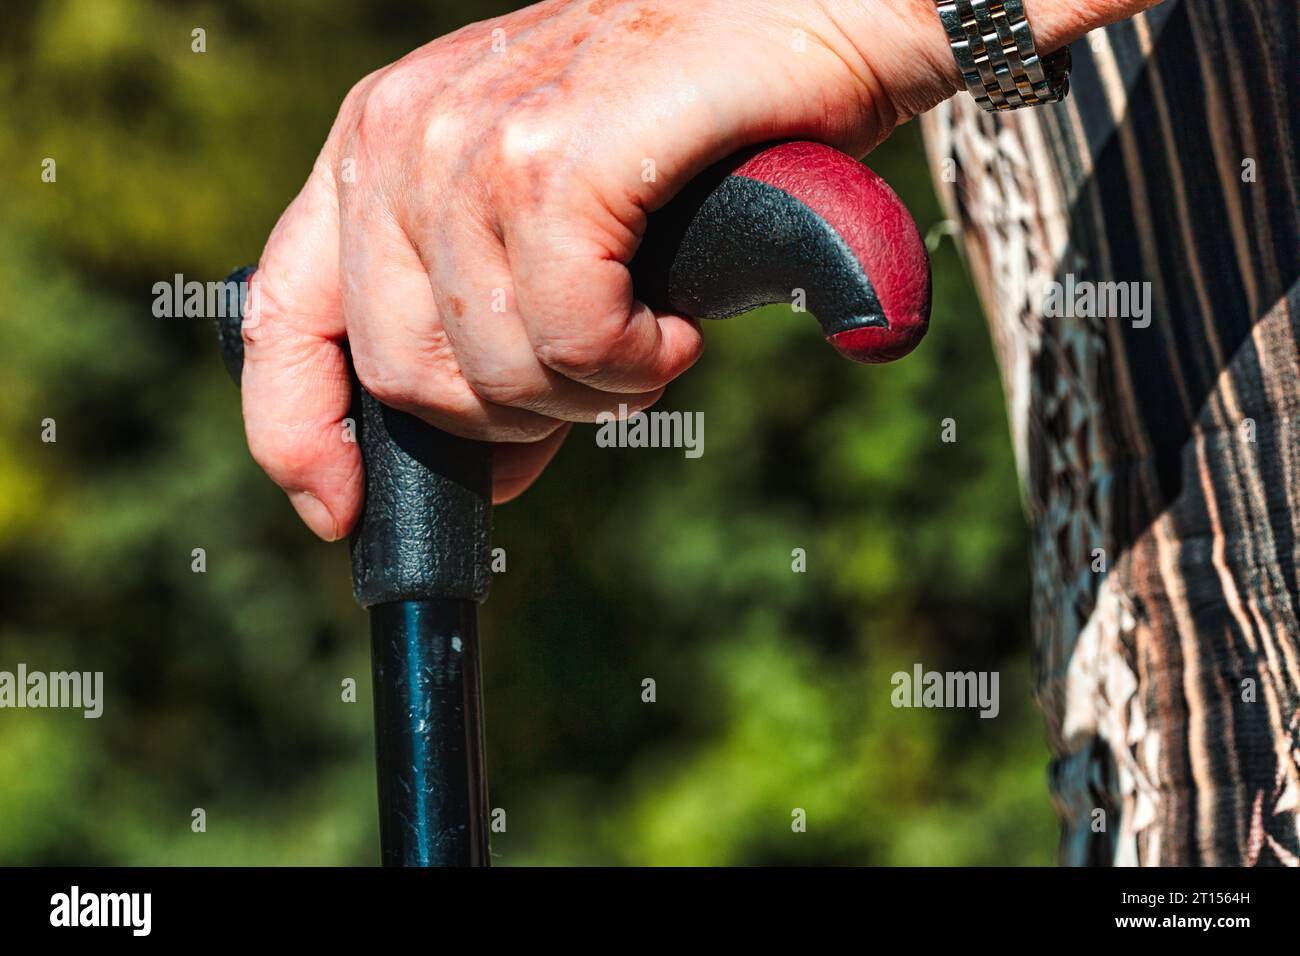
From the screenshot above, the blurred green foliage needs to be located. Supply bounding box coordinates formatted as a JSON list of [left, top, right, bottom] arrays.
[[0, 0, 1052, 864]]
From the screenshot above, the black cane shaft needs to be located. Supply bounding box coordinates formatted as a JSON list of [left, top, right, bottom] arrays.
[[369, 599, 489, 867]]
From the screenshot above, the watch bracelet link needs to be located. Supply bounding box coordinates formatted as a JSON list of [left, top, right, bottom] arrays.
[[934, 0, 1071, 111]]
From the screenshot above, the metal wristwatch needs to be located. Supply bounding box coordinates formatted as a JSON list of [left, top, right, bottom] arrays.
[[934, 0, 1071, 111]]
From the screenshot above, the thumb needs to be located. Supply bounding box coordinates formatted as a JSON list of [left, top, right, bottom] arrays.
[[241, 159, 363, 540]]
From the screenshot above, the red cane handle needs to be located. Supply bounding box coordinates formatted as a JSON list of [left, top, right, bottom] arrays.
[[630, 141, 930, 363]]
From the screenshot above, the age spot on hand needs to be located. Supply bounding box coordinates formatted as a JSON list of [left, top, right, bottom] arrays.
[[626, 9, 673, 38]]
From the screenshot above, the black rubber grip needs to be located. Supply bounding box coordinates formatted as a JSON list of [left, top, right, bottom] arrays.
[[216, 142, 930, 607]]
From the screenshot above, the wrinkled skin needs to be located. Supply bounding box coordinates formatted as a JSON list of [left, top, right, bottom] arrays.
[[241, 0, 1155, 539]]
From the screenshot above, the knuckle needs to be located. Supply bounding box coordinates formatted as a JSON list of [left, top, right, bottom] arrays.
[[463, 367, 539, 408], [534, 331, 621, 379], [491, 113, 560, 180], [237, 278, 287, 351], [340, 67, 384, 117], [353, 354, 423, 409], [355, 67, 412, 141], [420, 109, 469, 157]]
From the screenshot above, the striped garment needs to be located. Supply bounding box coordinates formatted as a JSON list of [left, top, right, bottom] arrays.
[[921, 0, 1300, 865]]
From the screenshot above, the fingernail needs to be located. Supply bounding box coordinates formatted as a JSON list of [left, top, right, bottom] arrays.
[[289, 491, 341, 541]]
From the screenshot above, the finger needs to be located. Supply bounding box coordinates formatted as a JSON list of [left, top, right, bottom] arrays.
[[241, 161, 364, 540], [504, 201, 705, 394], [338, 197, 566, 443], [492, 424, 572, 505], [416, 203, 667, 422]]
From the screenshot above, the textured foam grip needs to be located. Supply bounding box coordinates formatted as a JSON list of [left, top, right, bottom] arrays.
[[218, 141, 931, 606], [349, 393, 492, 606]]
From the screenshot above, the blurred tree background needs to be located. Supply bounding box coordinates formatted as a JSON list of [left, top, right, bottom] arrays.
[[0, 0, 1053, 864]]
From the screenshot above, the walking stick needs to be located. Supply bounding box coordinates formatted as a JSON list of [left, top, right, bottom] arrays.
[[215, 141, 931, 866]]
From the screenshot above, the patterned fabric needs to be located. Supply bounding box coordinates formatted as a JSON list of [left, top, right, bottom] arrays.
[[922, 0, 1300, 865]]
